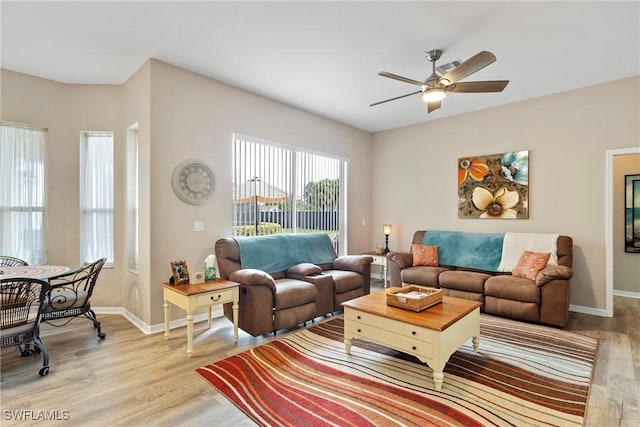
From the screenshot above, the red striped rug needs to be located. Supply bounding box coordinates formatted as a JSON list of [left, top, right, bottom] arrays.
[[197, 315, 598, 426]]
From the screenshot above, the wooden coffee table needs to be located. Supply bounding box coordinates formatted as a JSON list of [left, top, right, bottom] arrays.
[[342, 290, 481, 391]]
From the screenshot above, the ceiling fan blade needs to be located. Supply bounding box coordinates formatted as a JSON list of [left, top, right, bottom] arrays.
[[440, 51, 496, 84], [447, 80, 509, 93], [427, 100, 441, 113], [378, 71, 424, 86], [370, 90, 421, 107]]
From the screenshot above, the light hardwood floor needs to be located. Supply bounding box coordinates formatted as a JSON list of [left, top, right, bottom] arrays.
[[1, 284, 638, 427]]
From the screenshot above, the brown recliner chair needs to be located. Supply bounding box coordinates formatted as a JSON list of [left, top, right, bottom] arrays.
[[215, 238, 318, 336], [215, 235, 373, 336]]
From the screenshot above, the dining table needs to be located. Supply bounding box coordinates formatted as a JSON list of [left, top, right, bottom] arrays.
[[0, 265, 71, 280]]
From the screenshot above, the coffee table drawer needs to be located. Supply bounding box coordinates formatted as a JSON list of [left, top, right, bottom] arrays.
[[345, 309, 435, 341], [347, 320, 434, 358], [195, 288, 235, 306]]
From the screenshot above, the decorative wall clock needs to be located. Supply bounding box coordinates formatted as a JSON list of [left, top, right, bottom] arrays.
[[171, 159, 215, 205]]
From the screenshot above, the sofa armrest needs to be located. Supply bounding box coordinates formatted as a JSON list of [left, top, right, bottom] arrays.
[[287, 263, 323, 276], [386, 251, 413, 287], [387, 251, 413, 269], [229, 269, 277, 292], [535, 265, 573, 287], [332, 255, 373, 274]]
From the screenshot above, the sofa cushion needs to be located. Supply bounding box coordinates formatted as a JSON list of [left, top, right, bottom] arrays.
[[438, 270, 490, 293], [322, 269, 363, 293], [484, 296, 540, 323], [484, 275, 540, 303], [411, 244, 438, 266], [401, 266, 448, 288], [512, 251, 551, 280], [439, 288, 484, 305], [273, 279, 317, 310]]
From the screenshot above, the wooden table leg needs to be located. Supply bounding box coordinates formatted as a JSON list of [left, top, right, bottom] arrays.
[[164, 301, 170, 340], [232, 299, 239, 343], [186, 312, 194, 357]]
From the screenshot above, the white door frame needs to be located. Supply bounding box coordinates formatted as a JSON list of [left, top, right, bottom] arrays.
[[605, 146, 640, 317]]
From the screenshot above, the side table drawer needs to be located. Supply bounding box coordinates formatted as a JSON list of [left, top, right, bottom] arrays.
[[195, 289, 234, 306]]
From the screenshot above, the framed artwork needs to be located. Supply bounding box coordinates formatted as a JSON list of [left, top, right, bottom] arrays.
[[458, 150, 529, 219], [625, 174, 640, 253], [170, 260, 190, 284]]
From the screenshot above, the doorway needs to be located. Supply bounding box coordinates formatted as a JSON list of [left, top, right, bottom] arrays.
[[605, 147, 640, 317]]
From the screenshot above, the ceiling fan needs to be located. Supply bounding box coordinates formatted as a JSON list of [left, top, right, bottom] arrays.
[[371, 49, 509, 113]]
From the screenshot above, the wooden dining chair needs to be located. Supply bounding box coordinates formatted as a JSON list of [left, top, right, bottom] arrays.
[[0, 277, 51, 376], [42, 258, 107, 339], [0, 256, 28, 268]]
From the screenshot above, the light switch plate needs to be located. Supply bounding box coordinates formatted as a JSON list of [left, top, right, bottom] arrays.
[[193, 221, 204, 232]]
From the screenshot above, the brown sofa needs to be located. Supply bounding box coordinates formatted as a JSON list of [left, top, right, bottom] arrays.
[[215, 234, 373, 336], [387, 230, 573, 327]]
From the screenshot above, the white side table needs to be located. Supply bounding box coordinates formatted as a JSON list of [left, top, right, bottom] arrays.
[[362, 251, 388, 288], [163, 279, 239, 357]]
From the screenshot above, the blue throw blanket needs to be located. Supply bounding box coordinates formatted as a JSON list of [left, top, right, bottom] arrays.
[[423, 231, 504, 272], [235, 233, 337, 274]]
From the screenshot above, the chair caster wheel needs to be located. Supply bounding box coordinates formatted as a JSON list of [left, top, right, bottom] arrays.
[[22, 349, 35, 357], [98, 333, 106, 339], [39, 366, 49, 376]]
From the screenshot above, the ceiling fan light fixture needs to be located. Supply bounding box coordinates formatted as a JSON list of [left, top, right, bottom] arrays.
[[422, 88, 446, 102]]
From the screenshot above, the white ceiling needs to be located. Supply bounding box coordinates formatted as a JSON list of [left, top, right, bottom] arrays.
[[2, 1, 639, 133]]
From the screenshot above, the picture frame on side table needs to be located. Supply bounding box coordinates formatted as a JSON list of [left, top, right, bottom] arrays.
[[170, 260, 190, 284]]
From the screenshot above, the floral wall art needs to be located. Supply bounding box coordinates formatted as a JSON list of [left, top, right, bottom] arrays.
[[458, 150, 529, 219]]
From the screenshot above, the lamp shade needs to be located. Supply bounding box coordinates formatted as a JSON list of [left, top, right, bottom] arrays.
[[383, 224, 392, 235]]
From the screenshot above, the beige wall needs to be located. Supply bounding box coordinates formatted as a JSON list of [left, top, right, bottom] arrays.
[[1, 61, 372, 326], [371, 76, 640, 311], [145, 60, 372, 324], [2, 64, 637, 323], [0, 70, 126, 308], [614, 153, 640, 294]]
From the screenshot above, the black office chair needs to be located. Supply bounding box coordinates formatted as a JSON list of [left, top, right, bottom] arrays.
[[43, 258, 106, 339], [0, 277, 51, 376], [0, 256, 28, 267]]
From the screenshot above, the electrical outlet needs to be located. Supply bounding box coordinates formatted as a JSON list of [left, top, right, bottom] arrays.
[[193, 221, 204, 232]]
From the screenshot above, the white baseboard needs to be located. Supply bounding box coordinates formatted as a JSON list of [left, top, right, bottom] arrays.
[[97, 299, 624, 333], [613, 289, 640, 299], [569, 304, 609, 317], [93, 306, 224, 335]]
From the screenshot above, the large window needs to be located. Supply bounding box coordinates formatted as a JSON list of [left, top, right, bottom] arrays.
[[232, 133, 347, 253], [0, 123, 47, 264], [80, 132, 114, 266]]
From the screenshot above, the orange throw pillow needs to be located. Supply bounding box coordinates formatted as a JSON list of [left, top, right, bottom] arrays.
[[512, 251, 551, 280], [412, 244, 438, 267]]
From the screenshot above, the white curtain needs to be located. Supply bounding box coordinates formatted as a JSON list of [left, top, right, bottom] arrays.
[[80, 133, 114, 265], [0, 123, 47, 264]]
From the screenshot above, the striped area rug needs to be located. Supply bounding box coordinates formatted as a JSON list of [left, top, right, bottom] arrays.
[[196, 315, 598, 426]]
